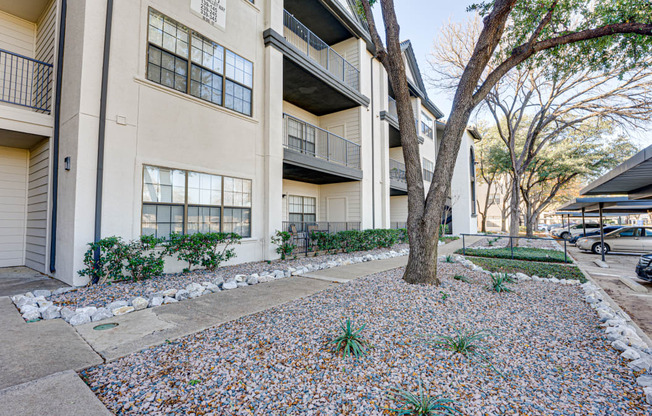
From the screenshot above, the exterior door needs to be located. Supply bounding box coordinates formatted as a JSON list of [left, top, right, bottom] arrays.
[[0, 146, 28, 268]]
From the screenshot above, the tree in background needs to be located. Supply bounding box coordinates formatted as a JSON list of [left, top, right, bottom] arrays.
[[430, 13, 652, 240], [475, 133, 509, 232], [519, 122, 637, 235], [359, 0, 651, 285]]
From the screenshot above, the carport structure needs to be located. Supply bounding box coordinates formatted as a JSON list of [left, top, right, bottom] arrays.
[[557, 197, 652, 262], [558, 144, 652, 262]]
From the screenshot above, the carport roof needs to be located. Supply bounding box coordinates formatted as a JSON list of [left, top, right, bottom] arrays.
[[581, 144, 652, 199], [557, 197, 652, 214], [555, 211, 634, 217]]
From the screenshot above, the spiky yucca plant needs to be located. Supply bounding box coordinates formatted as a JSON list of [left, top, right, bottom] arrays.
[[329, 319, 369, 358], [453, 274, 469, 283], [490, 273, 513, 293], [388, 380, 459, 415], [431, 329, 506, 378], [444, 255, 455, 263]]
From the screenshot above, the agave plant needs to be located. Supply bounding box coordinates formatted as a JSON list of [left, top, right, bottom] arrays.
[[490, 273, 513, 293], [431, 329, 490, 361], [388, 380, 460, 415], [453, 274, 469, 283], [329, 319, 369, 358], [431, 328, 506, 378]]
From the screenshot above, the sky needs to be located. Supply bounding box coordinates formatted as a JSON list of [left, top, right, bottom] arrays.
[[371, 1, 651, 149]]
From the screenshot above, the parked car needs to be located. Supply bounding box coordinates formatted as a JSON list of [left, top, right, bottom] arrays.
[[635, 254, 652, 282], [568, 226, 623, 244], [576, 226, 652, 255], [552, 223, 604, 240]]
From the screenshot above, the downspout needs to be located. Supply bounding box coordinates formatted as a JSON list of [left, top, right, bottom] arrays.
[[92, 0, 114, 283], [370, 55, 375, 229], [50, 0, 67, 273]]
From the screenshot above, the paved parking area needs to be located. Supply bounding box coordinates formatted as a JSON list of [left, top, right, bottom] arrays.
[[569, 246, 652, 339]]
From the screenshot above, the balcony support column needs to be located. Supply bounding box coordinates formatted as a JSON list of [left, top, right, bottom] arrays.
[[263, 45, 284, 260]]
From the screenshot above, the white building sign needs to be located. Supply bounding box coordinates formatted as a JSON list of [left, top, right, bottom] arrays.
[[190, 0, 226, 30]]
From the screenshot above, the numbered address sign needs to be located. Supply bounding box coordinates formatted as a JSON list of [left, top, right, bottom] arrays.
[[190, 0, 226, 30]]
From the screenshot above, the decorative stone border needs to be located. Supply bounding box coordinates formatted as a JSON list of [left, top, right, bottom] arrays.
[[456, 254, 652, 405], [10, 248, 411, 326]]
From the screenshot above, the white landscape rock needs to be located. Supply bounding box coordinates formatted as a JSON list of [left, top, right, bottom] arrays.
[[222, 281, 238, 290], [107, 301, 128, 312], [175, 290, 190, 301], [92, 308, 113, 322], [621, 348, 641, 361], [644, 387, 652, 405], [131, 297, 149, 311], [149, 297, 164, 307], [163, 296, 178, 304], [204, 283, 220, 293], [637, 375, 652, 387], [112, 306, 135, 316], [22, 307, 41, 321], [611, 340, 629, 352], [33, 289, 52, 298], [60, 307, 75, 322], [69, 312, 91, 326], [246, 275, 259, 285], [76, 307, 97, 316], [41, 306, 61, 320]]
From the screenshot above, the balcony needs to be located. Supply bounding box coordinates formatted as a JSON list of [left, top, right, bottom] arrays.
[[381, 96, 423, 148], [263, 11, 369, 115], [283, 113, 362, 184], [389, 158, 407, 195], [0, 49, 53, 113], [283, 10, 359, 91]]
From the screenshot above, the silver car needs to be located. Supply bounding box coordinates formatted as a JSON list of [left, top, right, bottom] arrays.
[[576, 226, 652, 255]]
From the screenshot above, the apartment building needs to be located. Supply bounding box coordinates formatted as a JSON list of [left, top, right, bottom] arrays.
[[0, 0, 478, 286]]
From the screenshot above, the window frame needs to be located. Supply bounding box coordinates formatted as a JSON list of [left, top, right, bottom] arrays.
[[422, 158, 434, 182], [141, 164, 253, 239], [146, 8, 254, 116], [288, 195, 317, 224], [420, 112, 434, 139]]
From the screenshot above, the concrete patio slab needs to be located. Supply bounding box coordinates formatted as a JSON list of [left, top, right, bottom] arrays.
[[0, 266, 69, 297], [0, 297, 103, 391], [76, 276, 334, 362], [0, 370, 112, 416]]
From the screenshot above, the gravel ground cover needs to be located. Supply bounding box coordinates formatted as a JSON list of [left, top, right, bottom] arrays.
[[81, 262, 650, 415], [45, 244, 408, 310]]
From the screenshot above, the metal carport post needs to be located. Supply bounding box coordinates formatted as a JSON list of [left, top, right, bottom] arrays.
[[599, 202, 605, 262], [581, 207, 586, 237]]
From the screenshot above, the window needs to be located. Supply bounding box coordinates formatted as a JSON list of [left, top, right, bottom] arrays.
[[420, 112, 433, 139], [288, 196, 317, 225], [423, 158, 434, 182], [147, 9, 253, 116], [287, 117, 316, 155], [142, 165, 252, 238], [618, 228, 637, 237], [644, 228, 652, 237]]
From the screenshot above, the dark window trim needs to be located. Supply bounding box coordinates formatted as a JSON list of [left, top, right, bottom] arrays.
[[146, 7, 254, 116], [141, 164, 253, 238]]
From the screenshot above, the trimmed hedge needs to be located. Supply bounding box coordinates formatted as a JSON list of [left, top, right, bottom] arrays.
[[468, 257, 586, 283], [456, 247, 570, 263], [310, 228, 408, 254]]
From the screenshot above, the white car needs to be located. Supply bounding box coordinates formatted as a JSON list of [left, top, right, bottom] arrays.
[[552, 223, 603, 240]]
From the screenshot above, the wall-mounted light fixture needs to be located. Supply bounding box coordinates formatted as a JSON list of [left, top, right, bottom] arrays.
[[64, 156, 71, 171]]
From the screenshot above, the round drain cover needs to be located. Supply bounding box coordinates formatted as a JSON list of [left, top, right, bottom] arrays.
[[93, 323, 119, 331]]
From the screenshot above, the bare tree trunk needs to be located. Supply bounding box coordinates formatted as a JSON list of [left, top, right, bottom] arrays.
[[509, 173, 521, 237], [480, 212, 487, 233]]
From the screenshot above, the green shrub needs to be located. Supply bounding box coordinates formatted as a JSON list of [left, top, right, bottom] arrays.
[[453, 274, 469, 283], [444, 255, 455, 263], [78, 235, 166, 284], [166, 232, 241, 272], [271, 230, 296, 260], [123, 235, 166, 281], [388, 380, 459, 415], [310, 228, 407, 254], [79, 236, 126, 284], [469, 257, 586, 282], [329, 319, 369, 358], [457, 247, 570, 263]]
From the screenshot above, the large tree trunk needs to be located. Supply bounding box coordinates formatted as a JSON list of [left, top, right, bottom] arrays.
[[403, 218, 440, 284], [480, 212, 487, 233], [509, 173, 521, 237], [524, 199, 535, 237]]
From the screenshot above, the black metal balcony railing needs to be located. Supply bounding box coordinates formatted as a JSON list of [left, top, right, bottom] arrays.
[[282, 220, 362, 253], [283, 10, 360, 91], [389, 159, 406, 183], [0, 49, 53, 113], [283, 113, 361, 169]]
